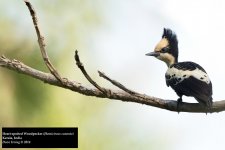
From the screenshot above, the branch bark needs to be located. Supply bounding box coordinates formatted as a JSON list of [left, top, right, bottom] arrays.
[[24, 0, 62, 83], [74, 50, 108, 95], [0, 0, 225, 113], [1, 55, 225, 113]]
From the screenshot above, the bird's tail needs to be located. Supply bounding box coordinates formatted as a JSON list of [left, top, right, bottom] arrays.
[[207, 97, 213, 108], [196, 97, 213, 113], [207, 97, 213, 112]]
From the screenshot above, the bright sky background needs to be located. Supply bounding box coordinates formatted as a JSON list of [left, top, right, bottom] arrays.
[[91, 0, 225, 150]]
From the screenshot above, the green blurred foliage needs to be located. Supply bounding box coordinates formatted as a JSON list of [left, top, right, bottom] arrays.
[[0, 0, 110, 149]]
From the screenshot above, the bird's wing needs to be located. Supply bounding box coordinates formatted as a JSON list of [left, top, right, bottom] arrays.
[[165, 61, 213, 105], [176, 76, 212, 103], [165, 61, 211, 86]]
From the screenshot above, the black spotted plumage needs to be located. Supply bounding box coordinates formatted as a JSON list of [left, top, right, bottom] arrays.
[[166, 61, 213, 108], [146, 28, 213, 111], [170, 61, 206, 72]]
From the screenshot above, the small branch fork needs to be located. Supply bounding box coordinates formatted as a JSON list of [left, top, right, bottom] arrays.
[[74, 50, 108, 95], [0, 0, 225, 113]]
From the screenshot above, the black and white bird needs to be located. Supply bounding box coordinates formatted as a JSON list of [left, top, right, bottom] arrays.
[[146, 28, 213, 111]]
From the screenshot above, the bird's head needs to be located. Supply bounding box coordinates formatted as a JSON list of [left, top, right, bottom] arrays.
[[146, 28, 178, 67]]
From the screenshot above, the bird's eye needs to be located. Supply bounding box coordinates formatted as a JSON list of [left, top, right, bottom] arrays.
[[161, 47, 169, 53]]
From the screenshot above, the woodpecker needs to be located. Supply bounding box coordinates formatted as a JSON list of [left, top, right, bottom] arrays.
[[146, 28, 213, 111]]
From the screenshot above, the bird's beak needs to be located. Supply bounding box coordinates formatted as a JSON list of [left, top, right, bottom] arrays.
[[145, 52, 160, 57]]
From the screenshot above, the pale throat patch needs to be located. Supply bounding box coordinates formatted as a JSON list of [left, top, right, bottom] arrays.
[[157, 53, 175, 66], [154, 38, 169, 52]]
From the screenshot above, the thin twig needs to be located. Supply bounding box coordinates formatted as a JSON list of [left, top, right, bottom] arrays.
[[74, 50, 107, 95], [98, 71, 150, 100], [24, 0, 62, 83], [98, 71, 136, 95]]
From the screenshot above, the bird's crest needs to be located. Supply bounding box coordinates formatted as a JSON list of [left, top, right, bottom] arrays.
[[162, 28, 179, 62], [162, 28, 178, 45]]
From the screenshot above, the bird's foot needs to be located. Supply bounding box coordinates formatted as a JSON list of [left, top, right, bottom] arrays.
[[177, 98, 182, 113]]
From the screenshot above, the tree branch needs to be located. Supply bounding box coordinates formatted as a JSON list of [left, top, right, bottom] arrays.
[[24, 0, 62, 83], [98, 71, 147, 99], [74, 50, 108, 95], [98, 71, 137, 95], [1, 55, 225, 113], [0, 0, 225, 113]]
